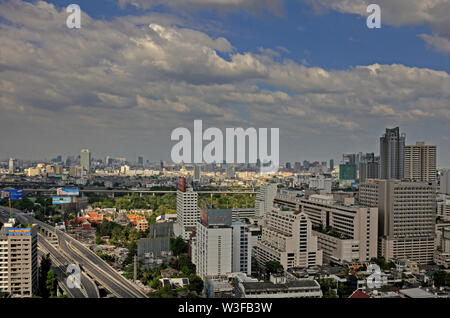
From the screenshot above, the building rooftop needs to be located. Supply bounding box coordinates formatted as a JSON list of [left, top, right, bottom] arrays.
[[399, 288, 436, 298], [242, 279, 318, 292]]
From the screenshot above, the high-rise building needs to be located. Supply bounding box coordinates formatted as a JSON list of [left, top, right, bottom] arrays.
[[80, 149, 91, 173], [8, 158, 16, 174], [274, 194, 378, 263], [404, 142, 437, 182], [255, 207, 323, 270], [285, 162, 291, 170], [0, 222, 38, 297], [339, 163, 357, 185], [294, 162, 302, 171], [440, 170, 450, 195], [359, 153, 379, 183], [174, 177, 199, 240], [379, 127, 406, 179], [194, 165, 201, 182], [254, 184, 278, 218], [329, 159, 334, 172], [359, 179, 436, 264], [343, 153, 356, 165], [232, 221, 252, 276], [193, 208, 233, 279], [138, 156, 144, 166]]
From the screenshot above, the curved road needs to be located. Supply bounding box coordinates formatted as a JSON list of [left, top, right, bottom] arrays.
[[0, 206, 146, 298]]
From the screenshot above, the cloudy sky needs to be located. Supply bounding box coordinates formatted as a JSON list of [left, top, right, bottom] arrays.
[[0, 0, 449, 166]]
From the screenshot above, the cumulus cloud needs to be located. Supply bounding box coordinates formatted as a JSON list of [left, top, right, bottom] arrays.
[[0, 0, 449, 163]]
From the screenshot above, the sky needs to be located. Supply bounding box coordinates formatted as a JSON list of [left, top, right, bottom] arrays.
[[0, 0, 449, 167]]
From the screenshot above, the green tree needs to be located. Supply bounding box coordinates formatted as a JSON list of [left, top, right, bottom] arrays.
[[265, 261, 284, 276], [46, 270, 57, 298], [188, 274, 204, 294], [170, 237, 189, 256]]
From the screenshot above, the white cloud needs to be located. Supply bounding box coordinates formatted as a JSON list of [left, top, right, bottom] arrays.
[[419, 34, 450, 54], [0, 1, 449, 163]]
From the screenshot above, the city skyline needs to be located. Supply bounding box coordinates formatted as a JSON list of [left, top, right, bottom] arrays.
[[0, 1, 449, 166]]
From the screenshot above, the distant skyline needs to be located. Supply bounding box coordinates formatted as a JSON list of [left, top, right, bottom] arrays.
[[0, 1, 449, 166]]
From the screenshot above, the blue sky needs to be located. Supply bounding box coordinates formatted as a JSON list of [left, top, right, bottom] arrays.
[[2, 0, 450, 166], [43, 0, 449, 72]]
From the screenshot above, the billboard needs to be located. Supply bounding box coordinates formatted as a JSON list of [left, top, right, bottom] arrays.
[[1, 189, 23, 201], [7, 228, 32, 236], [53, 196, 72, 205], [177, 177, 186, 192], [57, 188, 79, 196]]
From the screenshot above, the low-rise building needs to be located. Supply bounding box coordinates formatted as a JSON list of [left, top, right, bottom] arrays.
[[237, 274, 322, 298]]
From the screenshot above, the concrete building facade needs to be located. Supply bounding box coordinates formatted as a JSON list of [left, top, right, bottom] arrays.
[[359, 179, 436, 264], [255, 207, 323, 270], [274, 193, 378, 263], [0, 223, 38, 297], [404, 142, 437, 182]]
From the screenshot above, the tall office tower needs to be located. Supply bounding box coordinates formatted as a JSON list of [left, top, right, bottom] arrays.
[[80, 149, 91, 173], [8, 158, 16, 174], [193, 208, 233, 279], [274, 194, 378, 263], [440, 170, 450, 195], [359, 179, 436, 264], [379, 127, 406, 179], [294, 162, 302, 171], [285, 162, 291, 170], [255, 208, 322, 270], [193, 165, 201, 182], [359, 153, 379, 183], [404, 142, 437, 182], [175, 177, 199, 240], [138, 156, 144, 166], [303, 160, 310, 170], [329, 159, 334, 172], [232, 221, 252, 276], [254, 183, 278, 218], [0, 223, 38, 297], [343, 153, 356, 165], [339, 163, 357, 185], [226, 164, 235, 179], [160, 160, 165, 169]]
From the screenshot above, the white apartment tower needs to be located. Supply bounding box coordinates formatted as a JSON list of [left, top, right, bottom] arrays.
[[194, 209, 233, 279], [359, 179, 436, 264], [80, 149, 91, 173], [254, 184, 278, 218], [175, 177, 199, 240], [8, 158, 16, 174], [404, 142, 437, 182]]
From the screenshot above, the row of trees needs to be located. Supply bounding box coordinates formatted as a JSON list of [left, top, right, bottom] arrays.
[[90, 193, 256, 212]]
